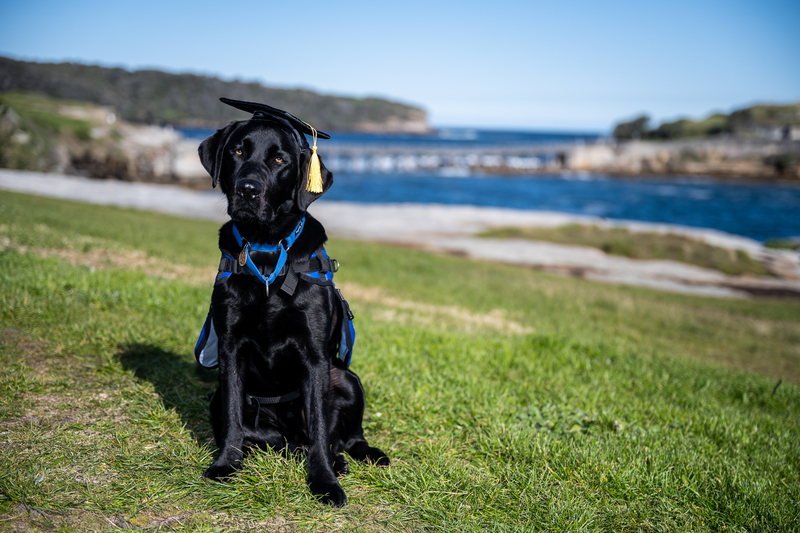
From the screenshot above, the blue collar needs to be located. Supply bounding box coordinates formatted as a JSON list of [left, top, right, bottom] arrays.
[[231, 217, 305, 296]]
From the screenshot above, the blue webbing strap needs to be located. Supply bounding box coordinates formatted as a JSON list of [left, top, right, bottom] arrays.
[[231, 217, 305, 296]]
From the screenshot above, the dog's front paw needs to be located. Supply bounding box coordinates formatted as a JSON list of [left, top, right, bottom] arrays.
[[309, 478, 347, 508], [203, 462, 239, 481]]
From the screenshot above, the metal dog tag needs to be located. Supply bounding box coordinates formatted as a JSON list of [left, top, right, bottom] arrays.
[[239, 248, 248, 267]]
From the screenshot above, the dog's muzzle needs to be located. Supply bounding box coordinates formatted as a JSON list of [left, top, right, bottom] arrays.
[[235, 178, 263, 200]]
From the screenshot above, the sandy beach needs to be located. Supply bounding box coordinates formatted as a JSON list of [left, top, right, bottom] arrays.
[[2, 168, 799, 299]]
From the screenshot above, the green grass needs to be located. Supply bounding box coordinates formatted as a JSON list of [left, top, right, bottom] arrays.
[[647, 113, 730, 140], [0, 92, 96, 171], [478, 224, 771, 276], [1, 91, 93, 140], [1, 191, 799, 531], [765, 239, 799, 251]]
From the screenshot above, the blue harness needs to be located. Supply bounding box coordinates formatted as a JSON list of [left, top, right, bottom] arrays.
[[194, 217, 356, 374], [227, 218, 305, 297]]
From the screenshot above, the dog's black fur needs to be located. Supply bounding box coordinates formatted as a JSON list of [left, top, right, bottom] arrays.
[[198, 117, 388, 507]]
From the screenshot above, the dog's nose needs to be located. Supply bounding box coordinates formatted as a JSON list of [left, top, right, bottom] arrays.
[[235, 179, 262, 199]]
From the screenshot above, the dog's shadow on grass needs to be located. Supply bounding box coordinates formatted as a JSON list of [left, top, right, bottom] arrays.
[[118, 343, 218, 445]]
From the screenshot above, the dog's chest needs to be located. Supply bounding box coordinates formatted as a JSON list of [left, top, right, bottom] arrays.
[[227, 293, 309, 385], [220, 274, 319, 345]]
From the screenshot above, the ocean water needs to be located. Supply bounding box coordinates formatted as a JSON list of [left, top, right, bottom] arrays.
[[321, 172, 800, 242], [181, 128, 800, 242]]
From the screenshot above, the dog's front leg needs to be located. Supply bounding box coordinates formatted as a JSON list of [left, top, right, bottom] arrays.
[[204, 344, 246, 480], [304, 360, 347, 507]]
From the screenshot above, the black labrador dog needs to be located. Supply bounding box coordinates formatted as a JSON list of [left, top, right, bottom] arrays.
[[196, 99, 388, 507]]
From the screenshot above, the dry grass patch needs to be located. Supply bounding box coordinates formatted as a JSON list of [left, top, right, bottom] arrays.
[[34, 245, 217, 287], [339, 282, 533, 335], [479, 223, 772, 276], [0, 224, 216, 287]]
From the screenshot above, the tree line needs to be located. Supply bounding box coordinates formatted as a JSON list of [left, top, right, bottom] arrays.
[[613, 103, 800, 140], [0, 56, 427, 131]]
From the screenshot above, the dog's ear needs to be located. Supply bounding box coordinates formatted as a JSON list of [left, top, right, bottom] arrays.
[[296, 149, 334, 212], [198, 122, 239, 188]]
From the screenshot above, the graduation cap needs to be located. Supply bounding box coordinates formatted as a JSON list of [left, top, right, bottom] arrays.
[[220, 97, 329, 193], [220, 97, 331, 140]]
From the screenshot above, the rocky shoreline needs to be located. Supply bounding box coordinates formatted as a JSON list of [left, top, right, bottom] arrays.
[[564, 137, 800, 180], [67, 130, 800, 184], [68, 121, 208, 186]]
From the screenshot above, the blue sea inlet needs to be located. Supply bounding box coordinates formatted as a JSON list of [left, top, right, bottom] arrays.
[[183, 128, 800, 242], [321, 172, 800, 243]]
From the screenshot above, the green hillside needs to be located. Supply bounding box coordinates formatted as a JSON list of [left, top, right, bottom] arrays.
[[0, 56, 428, 131]]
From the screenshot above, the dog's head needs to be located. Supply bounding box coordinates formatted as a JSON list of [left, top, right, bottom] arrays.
[[199, 118, 333, 227]]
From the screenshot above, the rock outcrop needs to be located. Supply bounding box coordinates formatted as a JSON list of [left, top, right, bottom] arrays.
[[564, 138, 800, 179], [0, 96, 207, 184]]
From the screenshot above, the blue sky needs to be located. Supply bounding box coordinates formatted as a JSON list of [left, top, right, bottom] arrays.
[[1, 0, 798, 131]]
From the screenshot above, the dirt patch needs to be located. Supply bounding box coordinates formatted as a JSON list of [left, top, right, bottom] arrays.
[[0, 226, 217, 287], [0, 390, 130, 432]]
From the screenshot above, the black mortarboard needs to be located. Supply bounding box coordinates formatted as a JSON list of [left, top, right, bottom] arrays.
[[219, 97, 331, 140]]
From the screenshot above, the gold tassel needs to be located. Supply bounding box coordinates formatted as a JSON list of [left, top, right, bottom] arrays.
[[306, 123, 323, 193]]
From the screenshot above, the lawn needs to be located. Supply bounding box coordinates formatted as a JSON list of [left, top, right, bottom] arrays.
[[1, 191, 798, 531]]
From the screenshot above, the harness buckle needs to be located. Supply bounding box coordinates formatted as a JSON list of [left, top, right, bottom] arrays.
[[331, 258, 340, 272]]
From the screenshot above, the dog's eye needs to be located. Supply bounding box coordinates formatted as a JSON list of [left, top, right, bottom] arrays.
[[235, 149, 242, 155], [275, 158, 283, 163]]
